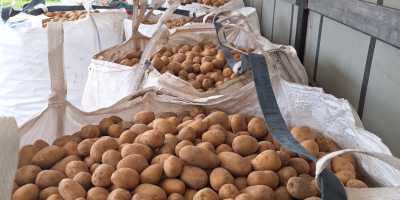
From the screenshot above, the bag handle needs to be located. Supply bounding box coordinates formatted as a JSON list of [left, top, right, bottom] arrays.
[[142, 0, 165, 21], [0, 117, 19, 200], [315, 149, 400, 200], [131, 0, 147, 36], [1, 0, 43, 21]]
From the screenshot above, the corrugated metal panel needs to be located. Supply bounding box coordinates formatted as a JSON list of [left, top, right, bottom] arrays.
[[253, 0, 262, 21], [271, 0, 292, 45], [260, 0, 275, 40], [303, 11, 321, 79], [290, 5, 298, 46]]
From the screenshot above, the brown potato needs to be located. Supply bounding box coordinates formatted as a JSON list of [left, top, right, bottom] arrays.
[[52, 135, 81, 147], [258, 141, 275, 153], [77, 138, 96, 157], [92, 164, 115, 187], [108, 188, 132, 200], [73, 171, 92, 190], [58, 178, 86, 200], [90, 136, 119, 162], [33, 140, 49, 151], [235, 193, 256, 200], [159, 134, 180, 154], [241, 185, 275, 200], [200, 62, 214, 74], [139, 129, 166, 150], [340, 153, 357, 168], [288, 158, 310, 175], [80, 125, 101, 139], [277, 151, 291, 167], [99, 118, 114, 135], [230, 114, 247, 134], [132, 193, 154, 200], [218, 152, 252, 176], [117, 154, 148, 173], [121, 143, 153, 161], [247, 170, 279, 189], [164, 156, 183, 178], [50, 155, 80, 174], [161, 179, 186, 195], [247, 117, 268, 139], [132, 184, 167, 200], [202, 129, 226, 147], [62, 142, 79, 157], [218, 184, 239, 199], [286, 177, 317, 199], [12, 183, 39, 200], [108, 124, 124, 138], [15, 165, 41, 186], [32, 145, 65, 169], [111, 168, 139, 190], [193, 188, 219, 200], [102, 149, 122, 169], [175, 141, 193, 157], [152, 57, 165, 70], [86, 187, 109, 200], [335, 170, 356, 185], [251, 150, 281, 171], [274, 186, 293, 200], [180, 166, 208, 189], [134, 111, 156, 125], [35, 170, 66, 188], [177, 126, 196, 142], [129, 124, 151, 135], [65, 160, 88, 179], [167, 193, 185, 200], [140, 164, 164, 184], [290, 126, 317, 142], [203, 111, 229, 130], [38, 187, 59, 200], [189, 118, 208, 138], [47, 194, 64, 200], [197, 142, 216, 154], [346, 179, 368, 188], [299, 140, 319, 160], [277, 166, 297, 186], [216, 144, 233, 154], [209, 167, 234, 191], [331, 156, 356, 176], [90, 163, 100, 174], [232, 135, 258, 156]]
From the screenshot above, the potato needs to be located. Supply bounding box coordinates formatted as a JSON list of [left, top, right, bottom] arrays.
[[58, 178, 86, 200], [189, 118, 208, 138], [162, 179, 186, 195], [87, 187, 109, 200], [277, 166, 297, 186], [65, 160, 88, 178], [190, 80, 201, 89], [152, 154, 174, 166], [346, 179, 368, 188], [223, 132, 236, 147], [175, 141, 193, 157], [134, 111, 156, 125], [200, 61, 214, 74], [235, 193, 256, 200], [111, 168, 139, 190], [73, 171, 92, 190], [108, 188, 132, 200], [286, 177, 317, 199], [130, 124, 151, 135], [167, 117, 181, 127], [109, 115, 123, 124], [38, 186, 59, 200], [90, 136, 119, 162], [50, 155, 80, 174], [181, 61, 193, 72], [168, 62, 182, 74], [217, 184, 239, 199], [92, 164, 115, 187], [298, 174, 314, 182], [229, 114, 247, 134], [83, 156, 96, 168], [77, 138, 96, 157], [180, 166, 208, 189], [335, 170, 356, 185], [203, 111, 229, 130], [197, 142, 216, 154], [193, 188, 219, 200], [80, 125, 101, 139], [132, 193, 154, 200], [121, 143, 153, 161], [218, 152, 252, 176], [241, 185, 275, 200], [98, 118, 114, 135], [290, 126, 317, 142], [140, 164, 164, 184], [331, 156, 356, 176], [102, 149, 122, 169], [159, 134, 180, 154], [287, 158, 310, 175], [304, 198, 321, 200], [251, 150, 281, 171], [164, 156, 183, 178], [139, 129, 165, 150], [12, 183, 39, 200], [216, 144, 233, 154], [232, 135, 258, 156], [152, 57, 165, 70], [258, 141, 275, 153], [274, 186, 293, 200], [247, 170, 279, 189], [247, 117, 268, 139], [14, 165, 41, 186], [314, 134, 329, 152], [132, 184, 167, 200], [90, 163, 100, 174], [276, 151, 290, 167], [32, 145, 65, 169], [62, 142, 79, 157], [340, 153, 357, 168], [168, 193, 185, 200], [117, 154, 148, 173], [47, 194, 64, 200], [272, 138, 282, 151], [153, 119, 177, 135], [35, 170, 65, 188], [209, 167, 234, 191], [190, 106, 206, 117], [177, 126, 196, 142], [52, 135, 81, 147], [299, 140, 319, 160], [108, 124, 124, 138], [201, 129, 225, 147], [33, 140, 49, 151]]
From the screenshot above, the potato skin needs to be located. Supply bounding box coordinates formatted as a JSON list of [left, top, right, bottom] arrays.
[[58, 178, 86, 200], [179, 166, 208, 189], [247, 170, 279, 189], [203, 111, 229, 130], [140, 164, 164, 184], [251, 150, 282, 171], [232, 135, 258, 156], [12, 183, 39, 200], [77, 138, 96, 157], [121, 143, 153, 161], [161, 179, 186, 195], [132, 193, 154, 200], [134, 111, 156, 125], [209, 167, 234, 191], [235, 193, 256, 200], [132, 184, 167, 200], [290, 126, 317, 142], [47, 194, 64, 200], [87, 187, 109, 200], [14, 165, 41, 186], [164, 156, 183, 178], [111, 168, 139, 190], [73, 171, 92, 190], [241, 185, 275, 200], [32, 145, 65, 169], [35, 170, 66, 188], [65, 160, 89, 178], [274, 186, 293, 200], [286, 177, 317, 199], [201, 129, 226, 147], [80, 125, 101, 139], [218, 152, 252, 176], [179, 146, 219, 169], [247, 117, 268, 138], [90, 136, 119, 162], [52, 135, 82, 147], [331, 156, 356, 176], [288, 158, 310, 175], [139, 129, 166, 150], [277, 166, 297, 186], [91, 164, 115, 187], [38, 186, 59, 200], [230, 114, 247, 134], [108, 188, 132, 200], [193, 188, 219, 200], [335, 170, 356, 185], [50, 155, 80, 174], [346, 179, 368, 188], [102, 149, 122, 169], [218, 184, 240, 199], [18, 145, 38, 168]]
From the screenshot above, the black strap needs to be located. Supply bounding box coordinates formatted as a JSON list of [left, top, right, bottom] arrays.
[[240, 52, 347, 200], [214, 22, 238, 69]]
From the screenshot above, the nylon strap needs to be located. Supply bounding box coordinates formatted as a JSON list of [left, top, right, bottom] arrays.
[[242, 52, 347, 200], [214, 22, 237, 69]]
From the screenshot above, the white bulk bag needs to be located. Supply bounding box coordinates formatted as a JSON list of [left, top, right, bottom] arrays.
[[169, 0, 244, 15], [0, 6, 126, 125], [1, 21, 399, 199]]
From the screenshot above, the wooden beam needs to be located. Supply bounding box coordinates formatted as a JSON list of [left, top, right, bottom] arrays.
[[308, 0, 400, 48], [280, 0, 297, 5]]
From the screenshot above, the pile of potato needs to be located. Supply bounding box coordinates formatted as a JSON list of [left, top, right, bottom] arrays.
[[12, 105, 368, 200], [111, 51, 143, 66], [142, 20, 158, 25], [197, 0, 230, 7], [178, 0, 193, 3], [41, 10, 100, 28], [151, 42, 252, 92]]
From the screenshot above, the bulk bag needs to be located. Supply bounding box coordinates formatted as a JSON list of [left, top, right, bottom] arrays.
[[0, 2, 125, 125]]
